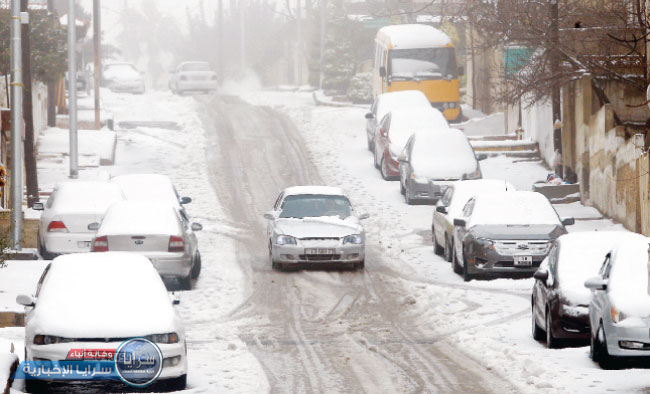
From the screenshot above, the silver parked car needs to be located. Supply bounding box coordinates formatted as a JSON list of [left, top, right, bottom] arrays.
[[169, 61, 218, 95], [585, 237, 650, 369], [264, 186, 369, 271], [92, 202, 202, 290], [102, 62, 145, 94]]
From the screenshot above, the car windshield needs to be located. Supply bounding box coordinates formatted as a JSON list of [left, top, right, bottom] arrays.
[[182, 62, 210, 71], [389, 48, 457, 80], [280, 194, 352, 219]]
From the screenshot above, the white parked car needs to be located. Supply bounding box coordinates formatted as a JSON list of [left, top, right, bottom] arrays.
[[92, 202, 202, 290], [102, 62, 145, 94], [432, 179, 515, 262], [169, 61, 218, 95], [365, 90, 431, 151], [398, 129, 486, 205], [585, 237, 650, 369], [34, 181, 125, 259], [110, 174, 192, 210], [18, 253, 187, 390], [264, 186, 369, 271]]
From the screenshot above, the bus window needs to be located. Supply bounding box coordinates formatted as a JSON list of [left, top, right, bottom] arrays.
[[388, 48, 457, 81]]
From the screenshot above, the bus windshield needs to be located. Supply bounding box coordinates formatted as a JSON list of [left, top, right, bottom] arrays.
[[389, 48, 457, 81]]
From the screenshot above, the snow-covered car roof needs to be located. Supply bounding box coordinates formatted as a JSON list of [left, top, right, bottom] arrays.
[[34, 253, 177, 337], [110, 174, 180, 206], [97, 201, 182, 236], [608, 238, 650, 318], [103, 63, 141, 81], [446, 179, 515, 219], [553, 231, 648, 306], [50, 181, 124, 214], [377, 24, 452, 49], [283, 186, 347, 197], [410, 129, 477, 179], [377, 90, 430, 121], [385, 107, 448, 155], [468, 191, 560, 227]]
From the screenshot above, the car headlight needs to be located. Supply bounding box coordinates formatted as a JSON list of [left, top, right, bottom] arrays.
[[475, 238, 495, 250], [611, 306, 625, 323], [463, 170, 482, 180], [33, 335, 74, 345], [343, 234, 363, 244], [275, 235, 297, 245], [147, 332, 180, 344]]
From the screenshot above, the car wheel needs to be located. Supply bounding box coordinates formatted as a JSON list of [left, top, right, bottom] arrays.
[[400, 180, 406, 195], [452, 245, 463, 275], [179, 274, 192, 291], [355, 260, 365, 270], [532, 301, 544, 341], [597, 325, 618, 369], [433, 228, 444, 255], [191, 252, 202, 279], [590, 329, 599, 361], [546, 310, 559, 348], [443, 236, 453, 262], [272, 261, 283, 271], [373, 146, 380, 169], [380, 156, 390, 181], [462, 254, 473, 282], [367, 136, 374, 151], [405, 184, 414, 205], [165, 374, 187, 391]]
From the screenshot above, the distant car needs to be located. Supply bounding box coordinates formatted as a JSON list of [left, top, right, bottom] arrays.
[[432, 179, 515, 262], [33, 181, 125, 259], [585, 238, 650, 369], [264, 186, 369, 271], [398, 129, 484, 205], [18, 253, 188, 391], [532, 231, 648, 349], [110, 174, 192, 211], [169, 62, 218, 95], [452, 191, 574, 281], [92, 202, 202, 290], [102, 62, 145, 94], [365, 90, 431, 151], [373, 107, 448, 180]]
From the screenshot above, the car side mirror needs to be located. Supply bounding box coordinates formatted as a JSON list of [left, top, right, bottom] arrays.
[[379, 66, 386, 78], [533, 270, 549, 282], [561, 217, 575, 226], [358, 213, 370, 220], [32, 202, 44, 211], [87, 222, 100, 231], [458, 66, 465, 76], [16, 294, 35, 307], [436, 206, 447, 214], [476, 153, 488, 161], [180, 196, 192, 205], [453, 218, 467, 228], [191, 222, 203, 231], [584, 276, 607, 291], [397, 153, 408, 163], [264, 211, 277, 220], [365, 112, 374, 120]]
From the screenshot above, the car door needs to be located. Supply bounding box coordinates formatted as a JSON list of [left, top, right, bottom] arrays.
[[535, 244, 558, 326], [367, 98, 378, 142], [376, 113, 391, 163], [454, 198, 475, 262], [179, 209, 198, 256], [433, 187, 453, 246], [267, 192, 284, 239], [400, 136, 415, 188], [590, 253, 611, 335]]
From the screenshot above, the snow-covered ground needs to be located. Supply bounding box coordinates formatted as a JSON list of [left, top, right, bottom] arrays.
[[237, 90, 647, 393]]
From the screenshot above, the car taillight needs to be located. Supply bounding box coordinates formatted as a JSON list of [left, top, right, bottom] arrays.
[[168, 236, 185, 252], [92, 236, 109, 252], [47, 221, 68, 233]]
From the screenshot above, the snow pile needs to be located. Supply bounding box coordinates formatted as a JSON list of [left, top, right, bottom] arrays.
[[468, 191, 560, 226], [376, 90, 431, 122], [50, 181, 124, 214], [378, 24, 451, 49], [410, 129, 478, 179], [445, 179, 515, 219], [0, 339, 18, 393], [556, 231, 647, 306], [34, 253, 179, 337], [0, 260, 50, 313], [98, 202, 181, 236], [38, 128, 117, 165], [608, 238, 650, 318], [387, 107, 448, 156]]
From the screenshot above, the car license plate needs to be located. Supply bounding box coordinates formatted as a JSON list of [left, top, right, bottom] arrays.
[[514, 255, 533, 266], [77, 241, 91, 248], [305, 248, 335, 255]]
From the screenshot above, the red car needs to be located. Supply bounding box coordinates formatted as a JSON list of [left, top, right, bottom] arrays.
[[373, 107, 449, 180]]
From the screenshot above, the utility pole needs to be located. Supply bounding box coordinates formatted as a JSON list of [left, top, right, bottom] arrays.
[[549, 0, 562, 176], [239, 0, 246, 72], [319, 0, 326, 89], [10, 0, 23, 249], [46, 0, 56, 127], [296, 0, 302, 86], [93, 0, 101, 130], [68, 0, 79, 179], [217, 0, 223, 85]]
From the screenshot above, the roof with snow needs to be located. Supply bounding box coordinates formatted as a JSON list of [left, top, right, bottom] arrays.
[[376, 24, 452, 49], [283, 186, 346, 197]]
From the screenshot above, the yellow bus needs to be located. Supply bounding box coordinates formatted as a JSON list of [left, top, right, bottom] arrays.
[[373, 24, 463, 122]]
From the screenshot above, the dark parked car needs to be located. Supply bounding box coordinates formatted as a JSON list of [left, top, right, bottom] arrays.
[[452, 191, 574, 281], [532, 231, 646, 348]]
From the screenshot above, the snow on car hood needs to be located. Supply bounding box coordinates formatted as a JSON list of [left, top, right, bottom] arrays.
[[275, 217, 362, 239]]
